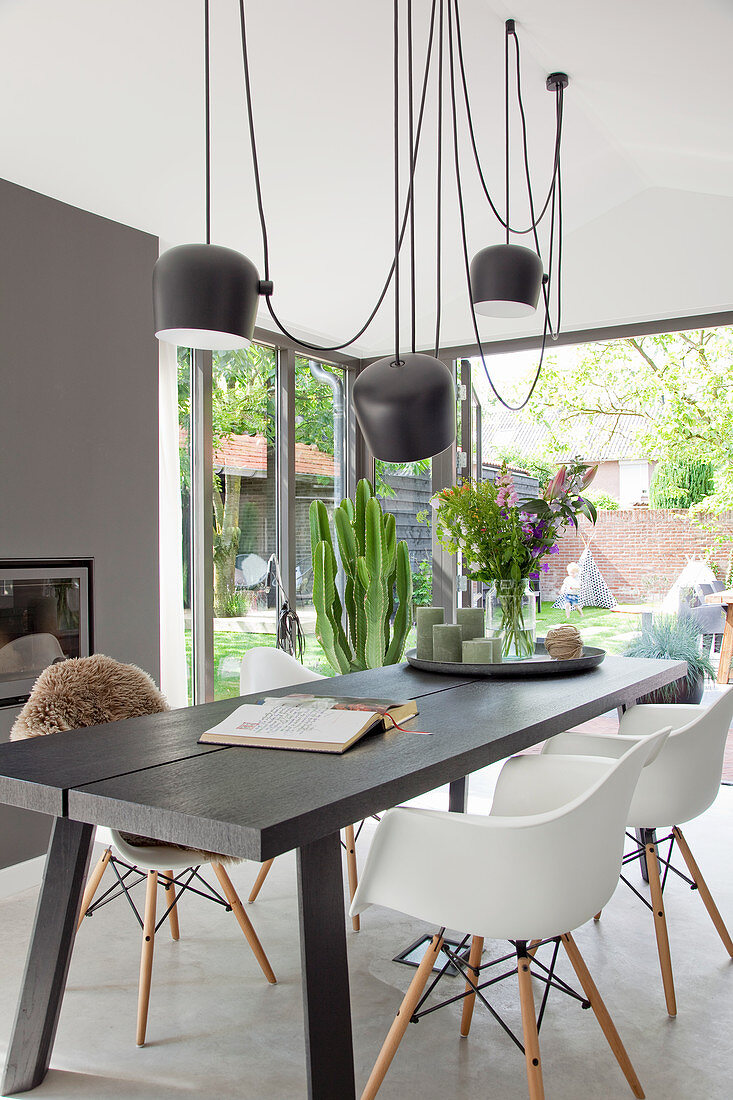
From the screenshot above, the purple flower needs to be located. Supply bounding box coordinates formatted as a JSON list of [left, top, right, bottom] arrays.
[[529, 571, 539, 580], [550, 545, 559, 555], [541, 562, 550, 573]]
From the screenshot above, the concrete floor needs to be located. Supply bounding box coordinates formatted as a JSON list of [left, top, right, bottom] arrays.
[[1, 763, 732, 1100]]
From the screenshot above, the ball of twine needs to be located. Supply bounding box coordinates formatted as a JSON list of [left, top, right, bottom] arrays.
[[545, 624, 583, 660]]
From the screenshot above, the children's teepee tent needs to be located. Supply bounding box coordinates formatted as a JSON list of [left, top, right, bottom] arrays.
[[553, 540, 617, 610]]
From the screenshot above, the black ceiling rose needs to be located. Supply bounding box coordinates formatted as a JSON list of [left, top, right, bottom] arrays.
[[153, 243, 260, 351], [470, 243, 544, 318], [352, 353, 456, 462]]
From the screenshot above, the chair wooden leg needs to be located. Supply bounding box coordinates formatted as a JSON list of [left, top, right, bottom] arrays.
[[645, 839, 677, 1016], [76, 847, 111, 931], [344, 824, 360, 932], [136, 871, 157, 1047], [516, 946, 545, 1100], [594, 911, 602, 921], [673, 827, 733, 956], [561, 932, 644, 1099], [248, 857, 275, 903], [527, 939, 541, 958], [211, 863, 276, 985], [162, 870, 180, 941], [459, 935, 484, 1037], [361, 932, 444, 1100]]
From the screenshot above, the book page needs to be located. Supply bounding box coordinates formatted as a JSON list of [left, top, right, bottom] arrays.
[[204, 696, 376, 745]]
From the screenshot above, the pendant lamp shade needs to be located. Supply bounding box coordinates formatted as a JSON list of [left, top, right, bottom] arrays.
[[153, 243, 261, 351], [470, 243, 543, 318], [352, 353, 455, 462]]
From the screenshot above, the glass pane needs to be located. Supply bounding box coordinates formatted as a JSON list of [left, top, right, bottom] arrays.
[[294, 358, 346, 676], [376, 460, 431, 651], [178, 348, 194, 704], [211, 344, 278, 699]]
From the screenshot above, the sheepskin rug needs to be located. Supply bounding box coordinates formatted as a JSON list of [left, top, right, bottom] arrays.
[[11, 654, 237, 864], [11, 653, 169, 740]]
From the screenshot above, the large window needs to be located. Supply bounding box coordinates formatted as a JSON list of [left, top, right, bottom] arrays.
[[180, 343, 351, 701], [210, 345, 278, 699]]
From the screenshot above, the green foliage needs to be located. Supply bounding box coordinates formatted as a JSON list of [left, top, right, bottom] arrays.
[[310, 480, 414, 673], [585, 490, 620, 511], [412, 559, 433, 606], [650, 458, 715, 509], [218, 588, 255, 618], [623, 613, 715, 701], [510, 327, 733, 502]]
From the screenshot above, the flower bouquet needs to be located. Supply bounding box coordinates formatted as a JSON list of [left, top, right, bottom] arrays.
[[434, 461, 598, 658]]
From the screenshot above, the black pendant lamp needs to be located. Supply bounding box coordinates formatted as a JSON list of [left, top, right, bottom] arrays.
[[470, 19, 547, 320], [353, 353, 455, 462], [470, 243, 543, 317], [352, 0, 455, 462], [153, 0, 264, 352]]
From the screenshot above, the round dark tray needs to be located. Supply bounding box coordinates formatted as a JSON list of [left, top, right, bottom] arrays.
[[405, 641, 605, 678]]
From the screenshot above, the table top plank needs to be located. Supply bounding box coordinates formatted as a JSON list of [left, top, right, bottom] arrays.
[[0, 664, 482, 815], [66, 657, 685, 861]]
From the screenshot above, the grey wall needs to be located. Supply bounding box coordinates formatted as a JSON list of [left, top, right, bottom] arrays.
[[0, 179, 160, 871]]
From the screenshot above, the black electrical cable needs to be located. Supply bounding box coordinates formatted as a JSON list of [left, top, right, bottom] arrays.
[[237, 0, 269, 279], [510, 27, 563, 339], [204, 0, 211, 245], [446, 0, 548, 412], [504, 15, 509, 245], [434, 0, 444, 357], [393, 0, 401, 363], [408, 0, 416, 354], [452, 0, 562, 236], [237, 0, 439, 354]]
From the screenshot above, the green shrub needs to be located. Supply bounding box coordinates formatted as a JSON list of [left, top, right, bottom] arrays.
[[412, 559, 433, 606], [585, 490, 620, 511], [624, 612, 715, 701], [650, 458, 715, 509]]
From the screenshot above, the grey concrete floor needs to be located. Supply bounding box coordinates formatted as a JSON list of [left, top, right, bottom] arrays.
[[1, 763, 731, 1100]]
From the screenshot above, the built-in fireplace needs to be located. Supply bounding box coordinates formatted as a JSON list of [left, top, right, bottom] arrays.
[[0, 559, 93, 704]]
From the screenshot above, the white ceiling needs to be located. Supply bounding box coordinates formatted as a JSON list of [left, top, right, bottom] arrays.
[[2, 0, 732, 356]]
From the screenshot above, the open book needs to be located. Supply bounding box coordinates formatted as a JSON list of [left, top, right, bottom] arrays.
[[198, 694, 418, 754]]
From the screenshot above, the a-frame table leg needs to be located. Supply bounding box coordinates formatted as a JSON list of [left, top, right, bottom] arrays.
[[2, 818, 94, 1096], [297, 831, 356, 1100]]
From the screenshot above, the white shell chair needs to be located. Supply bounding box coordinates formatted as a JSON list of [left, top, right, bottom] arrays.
[[542, 688, 733, 1017], [350, 729, 670, 1100], [78, 826, 276, 1046], [239, 646, 365, 930]]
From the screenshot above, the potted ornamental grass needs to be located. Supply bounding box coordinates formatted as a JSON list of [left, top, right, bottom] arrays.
[[624, 612, 715, 704], [434, 461, 598, 658]]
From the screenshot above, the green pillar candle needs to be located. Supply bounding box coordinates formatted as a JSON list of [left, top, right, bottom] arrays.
[[462, 639, 495, 664], [432, 623, 463, 663], [456, 607, 485, 641], [416, 606, 444, 660]]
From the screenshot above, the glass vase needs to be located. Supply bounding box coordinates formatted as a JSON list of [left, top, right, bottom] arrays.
[[488, 580, 537, 659]]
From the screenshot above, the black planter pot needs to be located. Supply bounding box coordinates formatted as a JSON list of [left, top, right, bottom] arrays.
[[638, 671, 705, 706]]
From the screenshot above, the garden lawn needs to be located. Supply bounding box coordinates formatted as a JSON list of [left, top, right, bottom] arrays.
[[537, 604, 644, 653], [189, 608, 637, 702]]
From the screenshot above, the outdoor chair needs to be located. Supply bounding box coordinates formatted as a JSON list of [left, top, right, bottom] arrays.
[[350, 730, 670, 1100], [11, 653, 276, 1047], [542, 689, 733, 1016], [239, 646, 364, 929]]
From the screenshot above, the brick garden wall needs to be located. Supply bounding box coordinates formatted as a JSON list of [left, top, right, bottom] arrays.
[[543, 508, 733, 603]]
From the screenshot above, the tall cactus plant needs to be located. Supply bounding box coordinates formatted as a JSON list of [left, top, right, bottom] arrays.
[[310, 479, 413, 673]]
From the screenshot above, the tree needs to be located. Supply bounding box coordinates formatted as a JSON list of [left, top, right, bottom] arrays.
[[524, 329, 733, 477]]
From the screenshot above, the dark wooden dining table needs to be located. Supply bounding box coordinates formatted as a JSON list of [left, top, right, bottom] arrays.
[[0, 655, 684, 1100]]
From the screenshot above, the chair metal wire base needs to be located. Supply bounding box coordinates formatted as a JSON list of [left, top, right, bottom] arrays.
[[620, 829, 695, 911], [409, 935, 590, 1056], [83, 856, 232, 934]]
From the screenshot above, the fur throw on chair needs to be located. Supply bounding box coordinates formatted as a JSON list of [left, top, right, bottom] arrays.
[[11, 654, 169, 740], [11, 654, 238, 865]]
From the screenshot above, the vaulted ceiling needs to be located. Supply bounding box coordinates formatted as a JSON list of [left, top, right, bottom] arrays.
[[3, 0, 732, 355]]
